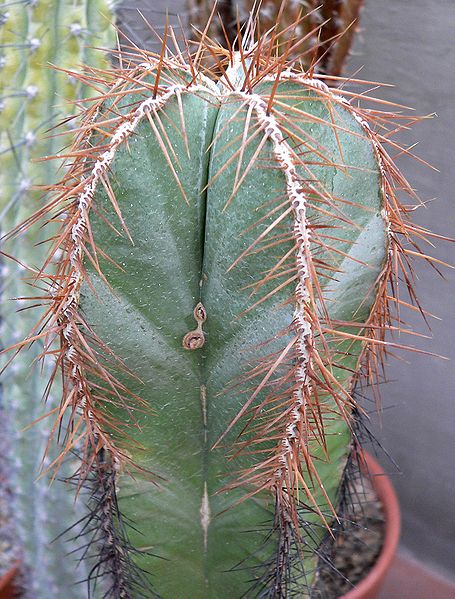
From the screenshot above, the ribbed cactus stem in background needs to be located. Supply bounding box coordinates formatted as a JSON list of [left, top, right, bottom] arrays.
[[0, 1, 116, 596], [4, 16, 437, 599]]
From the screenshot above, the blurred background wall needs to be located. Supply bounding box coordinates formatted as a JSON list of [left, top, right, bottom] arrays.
[[347, 0, 455, 579], [118, 0, 455, 579]]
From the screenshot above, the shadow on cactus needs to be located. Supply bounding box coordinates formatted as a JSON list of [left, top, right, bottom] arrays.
[[1, 13, 448, 599]]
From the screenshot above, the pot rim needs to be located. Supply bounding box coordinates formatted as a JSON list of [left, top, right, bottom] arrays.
[[341, 451, 401, 598]]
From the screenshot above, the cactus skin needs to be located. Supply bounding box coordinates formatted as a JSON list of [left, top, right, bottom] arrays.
[[0, 1, 115, 596], [4, 24, 435, 599], [73, 69, 385, 596]]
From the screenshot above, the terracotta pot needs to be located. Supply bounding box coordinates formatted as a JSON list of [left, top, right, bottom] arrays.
[[341, 452, 401, 599], [0, 562, 20, 599]]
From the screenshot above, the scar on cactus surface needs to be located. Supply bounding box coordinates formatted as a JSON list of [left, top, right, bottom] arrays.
[[1, 13, 449, 598]]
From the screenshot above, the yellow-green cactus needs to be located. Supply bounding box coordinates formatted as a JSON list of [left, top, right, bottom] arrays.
[[0, 1, 116, 596]]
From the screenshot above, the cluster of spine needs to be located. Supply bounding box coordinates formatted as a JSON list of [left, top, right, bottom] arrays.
[[14, 64, 214, 480], [3, 21, 443, 597], [69, 450, 158, 599], [187, 0, 364, 74], [230, 90, 324, 524], [215, 74, 368, 519], [2, 57, 214, 595], [0, 1, 116, 596], [213, 41, 438, 595], [61, 81, 192, 467]]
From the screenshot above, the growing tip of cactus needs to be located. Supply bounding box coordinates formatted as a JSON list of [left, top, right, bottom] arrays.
[[1, 10, 449, 598]]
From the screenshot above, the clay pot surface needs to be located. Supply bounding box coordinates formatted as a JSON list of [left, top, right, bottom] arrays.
[[341, 452, 401, 599], [0, 562, 20, 599]]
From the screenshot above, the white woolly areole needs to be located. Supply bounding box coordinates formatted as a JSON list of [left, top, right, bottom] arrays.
[[236, 91, 313, 481], [237, 75, 391, 483], [275, 71, 391, 239], [62, 81, 210, 417]]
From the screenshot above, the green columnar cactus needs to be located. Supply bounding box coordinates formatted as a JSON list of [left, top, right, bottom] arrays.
[[5, 21, 434, 599], [0, 1, 116, 596], [74, 68, 382, 597]]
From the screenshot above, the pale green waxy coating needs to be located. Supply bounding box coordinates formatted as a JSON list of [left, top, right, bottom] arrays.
[[0, 1, 115, 596], [79, 72, 386, 597]]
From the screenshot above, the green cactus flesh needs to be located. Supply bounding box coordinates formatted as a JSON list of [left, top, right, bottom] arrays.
[[64, 60, 388, 598]]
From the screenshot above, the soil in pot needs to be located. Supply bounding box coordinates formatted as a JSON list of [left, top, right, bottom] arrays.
[[312, 458, 386, 598]]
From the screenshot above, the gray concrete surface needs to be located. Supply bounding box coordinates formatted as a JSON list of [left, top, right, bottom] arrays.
[[118, 0, 455, 579], [347, 0, 455, 579]]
